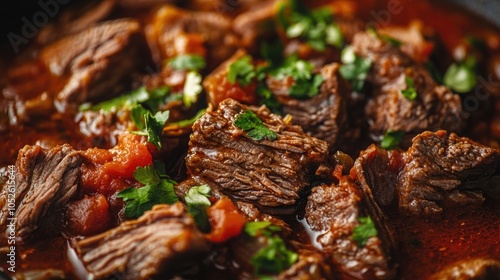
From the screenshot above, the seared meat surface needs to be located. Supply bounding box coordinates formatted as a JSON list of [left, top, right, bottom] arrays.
[[186, 98, 330, 212], [0, 145, 82, 239], [305, 178, 396, 279], [354, 130, 500, 216], [76, 203, 210, 280], [351, 31, 463, 138]]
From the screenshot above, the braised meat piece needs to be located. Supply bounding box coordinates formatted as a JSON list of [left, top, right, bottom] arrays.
[[76, 203, 210, 280], [185, 99, 330, 213], [398, 130, 499, 216], [267, 63, 347, 148], [278, 250, 333, 280], [351, 31, 463, 137], [40, 19, 148, 108], [354, 130, 500, 216], [305, 178, 396, 279], [147, 5, 239, 67], [430, 258, 500, 280], [0, 145, 82, 239]]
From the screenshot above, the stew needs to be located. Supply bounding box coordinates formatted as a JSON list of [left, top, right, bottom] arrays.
[[0, 0, 499, 279]]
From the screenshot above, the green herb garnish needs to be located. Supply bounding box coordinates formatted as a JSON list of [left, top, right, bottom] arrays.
[[380, 130, 404, 150], [80, 86, 170, 113], [352, 216, 378, 247], [183, 71, 203, 107], [244, 221, 298, 276], [401, 76, 417, 100], [167, 54, 206, 71], [278, 0, 343, 50], [339, 46, 372, 91], [228, 55, 256, 87], [169, 109, 206, 128], [131, 108, 169, 149], [185, 185, 212, 232], [270, 55, 324, 99], [234, 110, 277, 141], [117, 163, 178, 219], [443, 62, 477, 93], [367, 27, 402, 47]]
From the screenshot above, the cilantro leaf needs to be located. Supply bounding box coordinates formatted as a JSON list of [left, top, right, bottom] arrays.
[[244, 221, 282, 237], [80, 86, 169, 113], [339, 46, 372, 91], [367, 27, 402, 47], [256, 83, 281, 114], [130, 104, 149, 130], [183, 71, 203, 107], [352, 216, 378, 247], [279, 1, 343, 51], [380, 130, 404, 150], [228, 55, 256, 87], [185, 185, 212, 232], [289, 74, 324, 99], [443, 62, 477, 93], [117, 164, 178, 219], [234, 110, 277, 141], [169, 109, 206, 128], [167, 54, 206, 71], [131, 109, 169, 149], [401, 76, 417, 100]]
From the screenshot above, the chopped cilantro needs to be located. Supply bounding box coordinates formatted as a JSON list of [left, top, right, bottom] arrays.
[[183, 71, 203, 107], [131, 108, 169, 149], [339, 46, 372, 91], [352, 216, 378, 247], [169, 109, 206, 128], [117, 164, 178, 219], [244, 221, 298, 276], [185, 185, 212, 232], [256, 83, 281, 114], [167, 54, 206, 71], [401, 76, 417, 100], [443, 62, 477, 93], [80, 86, 170, 113], [234, 110, 277, 141], [368, 27, 402, 47], [278, 0, 343, 50], [228, 55, 256, 87], [270, 55, 324, 99], [380, 130, 404, 150]]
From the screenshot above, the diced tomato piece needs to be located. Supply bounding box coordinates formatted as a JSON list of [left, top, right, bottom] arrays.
[[103, 135, 153, 178], [80, 134, 152, 195], [206, 197, 247, 243], [66, 194, 112, 236]]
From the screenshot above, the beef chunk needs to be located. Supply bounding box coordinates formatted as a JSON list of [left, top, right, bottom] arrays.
[[40, 19, 148, 108], [185, 98, 330, 213], [76, 203, 210, 280], [353, 144, 403, 207], [351, 31, 463, 137], [353, 130, 500, 216], [267, 63, 347, 148], [148, 5, 239, 67], [305, 178, 396, 279], [277, 250, 334, 280], [430, 258, 500, 280], [0, 145, 82, 239], [398, 130, 499, 216]]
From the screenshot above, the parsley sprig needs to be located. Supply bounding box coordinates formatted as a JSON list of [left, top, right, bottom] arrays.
[[352, 216, 378, 247], [339, 46, 372, 92], [117, 162, 178, 219], [443, 58, 478, 93], [234, 110, 277, 141], [278, 0, 343, 51], [244, 221, 298, 277]]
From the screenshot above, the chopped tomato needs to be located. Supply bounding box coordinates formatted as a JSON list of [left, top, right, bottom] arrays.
[[80, 134, 152, 195], [206, 197, 247, 243], [66, 194, 112, 236]]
